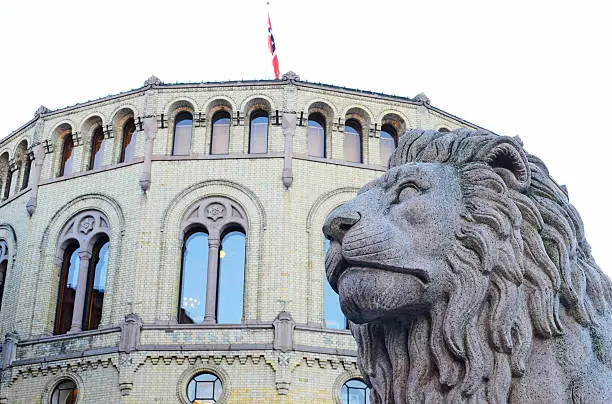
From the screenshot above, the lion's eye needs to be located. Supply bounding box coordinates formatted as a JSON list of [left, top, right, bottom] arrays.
[[398, 184, 420, 201]]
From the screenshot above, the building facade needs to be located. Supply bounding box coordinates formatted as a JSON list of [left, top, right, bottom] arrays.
[[0, 72, 479, 403]]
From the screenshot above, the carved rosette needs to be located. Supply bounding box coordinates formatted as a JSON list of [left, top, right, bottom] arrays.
[[181, 197, 248, 240]]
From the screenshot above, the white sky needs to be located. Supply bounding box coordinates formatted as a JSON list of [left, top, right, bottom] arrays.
[[1, 0, 611, 276]]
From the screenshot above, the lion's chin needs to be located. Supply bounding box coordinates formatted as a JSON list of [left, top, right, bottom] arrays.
[[337, 267, 430, 324]]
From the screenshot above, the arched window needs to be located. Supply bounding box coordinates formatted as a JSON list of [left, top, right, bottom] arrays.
[[173, 111, 193, 156], [308, 113, 326, 158], [187, 372, 222, 403], [324, 238, 347, 329], [15, 140, 30, 191], [179, 198, 247, 324], [55, 241, 80, 335], [179, 230, 209, 324], [341, 379, 371, 404], [380, 124, 397, 165], [89, 126, 106, 170], [55, 211, 111, 334], [51, 380, 79, 404], [210, 111, 231, 155], [344, 119, 362, 163], [120, 118, 137, 162], [84, 236, 109, 331], [217, 229, 246, 324], [439, 127, 450, 132], [59, 133, 74, 177], [0, 240, 8, 313], [0, 153, 10, 200], [249, 110, 268, 154], [50, 379, 78, 404]]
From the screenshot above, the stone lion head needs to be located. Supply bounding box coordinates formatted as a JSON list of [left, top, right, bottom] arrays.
[[323, 129, 612, 403]]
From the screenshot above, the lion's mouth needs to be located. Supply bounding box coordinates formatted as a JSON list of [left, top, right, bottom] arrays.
[[326, 241, 430, 291]]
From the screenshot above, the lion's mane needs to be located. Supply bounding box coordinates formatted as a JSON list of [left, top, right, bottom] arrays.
[[351, 129, 612, 403]]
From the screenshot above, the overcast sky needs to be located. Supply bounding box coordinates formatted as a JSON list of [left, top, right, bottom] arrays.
[[1, 0, 611, 276]]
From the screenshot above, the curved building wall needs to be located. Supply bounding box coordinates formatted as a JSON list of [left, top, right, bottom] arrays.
[[0, 76, 478, 403]]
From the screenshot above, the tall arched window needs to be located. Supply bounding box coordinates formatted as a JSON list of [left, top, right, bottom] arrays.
[[89, 126, 106, 170], [210, 111, 231, 155], [0, 153, 10, 200], [55, 211, 111, 334], [120, 118, 137, 162], [249, 110, 269, 154], [217, 229, 246, 324], [324, 238, 347, 329], [179, 230, 209, 324], [173, 111, 193, 156], [179, 198, 247, 324], [308, 113, 326, 158], [50, 379, 78, 404], [55, 241, 80, 335], [0, 240, 8, 313], [344, 119, 362, 163], [15, 140, 30, 191], [380, 124, 397, 165], [59, 133, 74, 177], [341, 379, 371, 404], [84, 236, 109, 331]]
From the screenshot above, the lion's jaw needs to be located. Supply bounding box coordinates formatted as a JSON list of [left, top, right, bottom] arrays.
[[324, 163, 463, 324]]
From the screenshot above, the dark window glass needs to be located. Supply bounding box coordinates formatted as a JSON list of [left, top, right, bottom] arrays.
[[217, 230, 246, 324], [84, 237, 109, 331], [341, 379, 371, 404], [0, 260, 7, 312], [20, 156, 31, 191], [380, 124, 397, 165], [90, 127, 106, 170], [210, 111, 231, 155], [179, 231, 209, 324], [187, 372, 222, 403], [249, 110, 268, 154], [324, 238, 347, 329], [173, 111, 193, 156], [51, 380, 78, 404], [121, 118, 137, 162], [439, 127, 450, 132], [55, 242, 80, 335], [344, 119, 362, 163], [1, 170, 10, 200], [308, 113, 326, 158], [59, 135, 74, 177]]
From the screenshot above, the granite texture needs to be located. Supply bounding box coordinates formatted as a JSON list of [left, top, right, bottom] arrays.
[[324, 128, 612, 403]]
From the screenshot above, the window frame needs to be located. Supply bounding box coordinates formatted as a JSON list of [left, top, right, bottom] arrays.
[[210, 110, 232, 155], [120, 118, 137, 163], [172, 110, 194, 156], [344, 118, 363, 163], [308, 112, 327, 158], [248, 109, 269, 154], [89, 126, 106, 170]]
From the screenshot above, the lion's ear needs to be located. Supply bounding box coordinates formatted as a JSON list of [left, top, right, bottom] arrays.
[[477, 137, 531, 190]]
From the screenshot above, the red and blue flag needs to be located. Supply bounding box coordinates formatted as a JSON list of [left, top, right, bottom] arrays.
[[268, 13, 280, 79]]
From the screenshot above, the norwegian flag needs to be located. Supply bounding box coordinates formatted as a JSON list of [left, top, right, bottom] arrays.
[[268, 13, 280, 79]]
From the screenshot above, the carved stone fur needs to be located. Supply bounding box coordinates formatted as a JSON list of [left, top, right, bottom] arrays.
[[324, 129, 612, 403]]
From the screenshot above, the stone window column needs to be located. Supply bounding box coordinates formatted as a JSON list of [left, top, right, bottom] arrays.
[[26, 144, 45, 216], [69, 250, 92, 333], [139, 116, 157, 191], [203, 236, 221, 324]]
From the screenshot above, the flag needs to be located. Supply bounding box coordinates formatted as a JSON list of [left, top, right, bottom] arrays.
[[268, 13, 280, 79]]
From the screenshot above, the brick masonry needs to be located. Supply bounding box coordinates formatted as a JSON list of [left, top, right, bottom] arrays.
[[0, 75, 478, 403]]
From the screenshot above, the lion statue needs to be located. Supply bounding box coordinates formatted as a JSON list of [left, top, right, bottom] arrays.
[[323, 129, 612, 403]]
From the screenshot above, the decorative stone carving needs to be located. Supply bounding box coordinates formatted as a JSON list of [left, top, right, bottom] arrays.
[[413, 92, 430, 104], [281, 71, 300, 82], [119, 314, 143, 354], [34, 105, 50, 117], [144, 75, 162, 86], [272, 311, 295, 353], [323, 128, 612, 403], [205, 203, 226, 222], [78, 216, 95, 235]]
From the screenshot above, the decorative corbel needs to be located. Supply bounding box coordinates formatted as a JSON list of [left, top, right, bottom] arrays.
[[139, 116, 157, 191], [25, 143, 46, 216]]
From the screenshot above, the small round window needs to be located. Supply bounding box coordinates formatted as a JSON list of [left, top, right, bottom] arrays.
[[341, 378, 370, 404], [50, 379, 78, 404], [187, 372, 222, 403]]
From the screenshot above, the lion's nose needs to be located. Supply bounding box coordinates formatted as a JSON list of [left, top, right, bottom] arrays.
[[323, 204, 360, 243]]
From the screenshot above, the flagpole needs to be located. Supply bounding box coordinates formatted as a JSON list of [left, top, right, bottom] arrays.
[[265, 2, 270, 80]]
